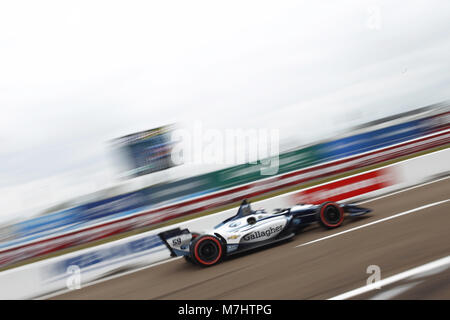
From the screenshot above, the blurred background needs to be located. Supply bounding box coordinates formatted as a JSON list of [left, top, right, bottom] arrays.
[[0, 1, 449, 272]]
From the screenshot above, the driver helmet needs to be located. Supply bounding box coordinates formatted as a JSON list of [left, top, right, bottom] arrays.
[[240, 199, 253, 216]]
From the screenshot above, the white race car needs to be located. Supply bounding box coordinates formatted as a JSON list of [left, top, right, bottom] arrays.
[[158, 199, 371, 267]]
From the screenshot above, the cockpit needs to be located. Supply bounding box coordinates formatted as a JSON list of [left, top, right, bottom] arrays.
[[237, 199, 255, 217]]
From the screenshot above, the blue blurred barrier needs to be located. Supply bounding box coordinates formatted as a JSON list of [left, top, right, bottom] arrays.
[[13, 207, 81, 240], [75, 191, 149, 223], [51, 234, 164, 275], [316, 118, 430, 162], [12, 192, 150, 241]]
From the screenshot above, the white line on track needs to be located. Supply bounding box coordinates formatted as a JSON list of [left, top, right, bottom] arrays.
[[328, 255, 450, 300], [295, 199, 450, 248], [368, 281, 422, 300]]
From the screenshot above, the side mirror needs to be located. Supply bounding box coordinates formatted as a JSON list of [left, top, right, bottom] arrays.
[[247, 217, 256, 225]]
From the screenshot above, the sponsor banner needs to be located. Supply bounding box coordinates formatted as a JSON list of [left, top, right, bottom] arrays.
[[290, 167, 396, 205]]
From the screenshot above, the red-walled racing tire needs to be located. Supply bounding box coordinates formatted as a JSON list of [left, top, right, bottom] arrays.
[[318, 201, 344, 229], [189, 235, 223, 267]]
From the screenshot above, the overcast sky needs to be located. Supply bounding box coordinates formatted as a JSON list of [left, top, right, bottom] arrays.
[[1, 0, 449, 224]]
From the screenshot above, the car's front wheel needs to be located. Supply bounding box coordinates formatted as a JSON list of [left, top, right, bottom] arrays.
[[317, 201, 344, 229], [189, 235, 224, 267]]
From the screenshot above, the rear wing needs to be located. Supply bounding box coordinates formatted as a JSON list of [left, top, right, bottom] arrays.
[[158, 228, 193, 257]]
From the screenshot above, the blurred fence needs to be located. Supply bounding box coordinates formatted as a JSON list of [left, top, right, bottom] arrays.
[[0, 126, 449, 267]]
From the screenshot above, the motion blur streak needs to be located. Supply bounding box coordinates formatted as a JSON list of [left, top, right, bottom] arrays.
[[295, 198, 450, 248], [357, 175, 450, 205], [50, 177, 450, 300]]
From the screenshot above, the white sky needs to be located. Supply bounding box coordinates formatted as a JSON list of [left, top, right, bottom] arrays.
[[1, 0, 449, 224]]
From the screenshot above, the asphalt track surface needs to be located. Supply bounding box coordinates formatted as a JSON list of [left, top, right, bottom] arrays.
[[52, 178, 450, 300]]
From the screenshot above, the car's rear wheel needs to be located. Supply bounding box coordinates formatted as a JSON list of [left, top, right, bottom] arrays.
[[190, 235, 223, 267], [318, 202, 344, 229]]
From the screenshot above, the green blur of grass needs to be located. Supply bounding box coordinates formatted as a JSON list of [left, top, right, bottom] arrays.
[[0, 143, 448, 272]]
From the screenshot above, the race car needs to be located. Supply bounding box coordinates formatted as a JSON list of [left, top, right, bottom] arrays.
[[158, 199, 371, 267]]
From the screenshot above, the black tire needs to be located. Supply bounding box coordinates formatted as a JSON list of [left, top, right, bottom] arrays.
[[183, 232, 204, 265], [184, 255, 197, 265], [189, 235, 224, 267], [317, 201, 344, 229]]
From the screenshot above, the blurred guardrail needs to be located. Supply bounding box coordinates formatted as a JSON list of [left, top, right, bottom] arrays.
[[0, 127, 449, 268], [1, 146, 448, 299]]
